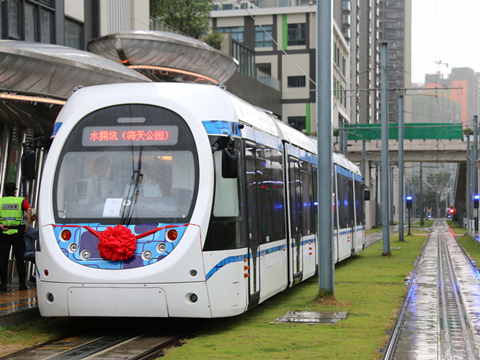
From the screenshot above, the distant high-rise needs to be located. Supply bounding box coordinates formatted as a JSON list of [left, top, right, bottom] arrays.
[[424, 67, 479, 128], [378, 0, 412, 123]]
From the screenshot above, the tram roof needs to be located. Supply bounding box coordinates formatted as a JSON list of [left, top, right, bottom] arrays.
[[333, 152, 362, 176], [274, 119, 317, 154], [87, 31, 239, 85], [227, 92, 280, 137]]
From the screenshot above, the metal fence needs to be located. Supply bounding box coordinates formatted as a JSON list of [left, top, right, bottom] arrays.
[[257, 69, 281, 91], [149, 18, 190, 38]]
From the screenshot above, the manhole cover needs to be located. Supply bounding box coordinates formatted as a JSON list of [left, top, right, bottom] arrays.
[[271, 311, 347, 324]]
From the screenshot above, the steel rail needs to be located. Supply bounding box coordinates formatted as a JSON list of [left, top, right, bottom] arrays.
[[1, 318, 213, 359], [438, 231, 454, 358], [381, 228, 431, 360], [440, 231, 478, 359]]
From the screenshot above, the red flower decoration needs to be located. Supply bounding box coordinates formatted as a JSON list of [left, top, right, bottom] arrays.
[[97, 224, 137, 261]]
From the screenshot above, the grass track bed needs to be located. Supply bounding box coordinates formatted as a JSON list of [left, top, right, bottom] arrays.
[[164, 235, 426, 360]]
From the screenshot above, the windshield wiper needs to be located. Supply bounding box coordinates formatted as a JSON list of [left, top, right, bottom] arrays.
[[121, 148, 142, 226]]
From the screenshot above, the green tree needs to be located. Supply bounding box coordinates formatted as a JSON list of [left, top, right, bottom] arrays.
[[406, 171, 452, 217], [409, 171, 451, 217], [150, 0, 213, 39], [203, 31, 223, 50]]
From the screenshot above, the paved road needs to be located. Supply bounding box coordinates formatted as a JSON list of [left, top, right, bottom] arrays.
[[365, 221, 418, 248]]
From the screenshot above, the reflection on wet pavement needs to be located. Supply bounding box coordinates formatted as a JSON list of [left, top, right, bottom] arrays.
[[388, 220, 480, 359]]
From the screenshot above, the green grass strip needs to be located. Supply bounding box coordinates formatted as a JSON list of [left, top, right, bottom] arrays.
[[457, 233, 480, 264], [446, 220, 468, 235], [165, 235, 426, 359], [366, 226, 382, 234], [412, 219, 434, 228]]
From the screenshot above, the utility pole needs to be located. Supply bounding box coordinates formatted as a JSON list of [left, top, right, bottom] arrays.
[[375, 164, 379, 227], [381, 42, 390, 255], [362, 141, 366, 181], [398, 95, 404, 241], [317, 0, 334, 294], [471, 143, 475, 231], [420, 163, 424, 226], [436, 191, 440, 218], [466, 136, 470, 231], [406, 196, 412, 235], [475, 115, 478, 232], [390, 165, 394, 225]]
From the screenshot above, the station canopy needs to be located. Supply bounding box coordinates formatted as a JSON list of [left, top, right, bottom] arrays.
[[0, 40, 150, 135], [87, 31, 239, 84]]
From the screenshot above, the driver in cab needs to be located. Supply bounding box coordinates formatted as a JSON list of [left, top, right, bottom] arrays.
[[124, 162, 162, 198]]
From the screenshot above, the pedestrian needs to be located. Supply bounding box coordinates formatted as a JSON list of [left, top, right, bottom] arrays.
[[24, 208, 37, 265], [23, 207, 37, 283], [0, 182, 32, 291]]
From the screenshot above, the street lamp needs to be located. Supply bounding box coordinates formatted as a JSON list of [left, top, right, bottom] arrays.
[[474, 194, 479, 232], [406, 195, 412, 235]]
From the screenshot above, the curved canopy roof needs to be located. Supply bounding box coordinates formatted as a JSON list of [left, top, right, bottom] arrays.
[[0, 41, 150, 135], [87, 31, 238, 84], [0, 40, 150, 100]]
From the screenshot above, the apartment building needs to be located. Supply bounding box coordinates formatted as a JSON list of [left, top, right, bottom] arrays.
[[0, 0, 149, 49], [211, 2, 351, 133], [211, 0, 412, 130]]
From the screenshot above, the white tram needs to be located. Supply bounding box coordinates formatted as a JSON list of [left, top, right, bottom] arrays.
[[35, 83, 365, 318]]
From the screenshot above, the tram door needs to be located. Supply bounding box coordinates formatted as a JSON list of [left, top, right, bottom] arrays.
[[289, 158, 303, 281], [245, 142, 260, 307]]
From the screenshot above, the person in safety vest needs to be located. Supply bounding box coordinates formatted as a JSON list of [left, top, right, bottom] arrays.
[[0, 182, 32, 291]]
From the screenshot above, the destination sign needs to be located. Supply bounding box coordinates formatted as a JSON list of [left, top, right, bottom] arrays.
[[82, 126, 178, 146]]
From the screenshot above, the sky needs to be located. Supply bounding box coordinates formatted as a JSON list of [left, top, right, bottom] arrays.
[[411, 0, 480, 84]]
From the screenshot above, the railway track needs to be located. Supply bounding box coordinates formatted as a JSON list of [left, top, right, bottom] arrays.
[[437, 230, 478, 359], [383, 220, 480, 359], [0, 318, 212, 360]]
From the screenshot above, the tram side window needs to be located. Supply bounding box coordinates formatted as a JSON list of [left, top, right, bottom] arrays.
[[332, 169, 336, 230], [289, 158, 302, 238], [205, 139, 244, 251], [271, 149, 286, 240], [245, 142, 260, 243], [337, 172, 350, 228], [355, 179, 365, 225], [313, 167, 319, 231], [257, 147, 286, 243], [347, 176, 355, 226], [213, 150, 239, 217], [300, 161, 313, 235], [257, 147, 273, 243]]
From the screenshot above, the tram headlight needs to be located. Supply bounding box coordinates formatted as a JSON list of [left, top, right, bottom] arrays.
[[166, 229, 178, 242], [68, 243, 78, 253], [156, 243, 167, 253], [142, 250, 152, 260], [190, 294, 198, 303], [60, 229, 71, 241], [81, 250, 91, 260]]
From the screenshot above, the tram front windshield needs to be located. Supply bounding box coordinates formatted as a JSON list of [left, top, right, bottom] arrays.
[[53, 104, 199, 224]]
